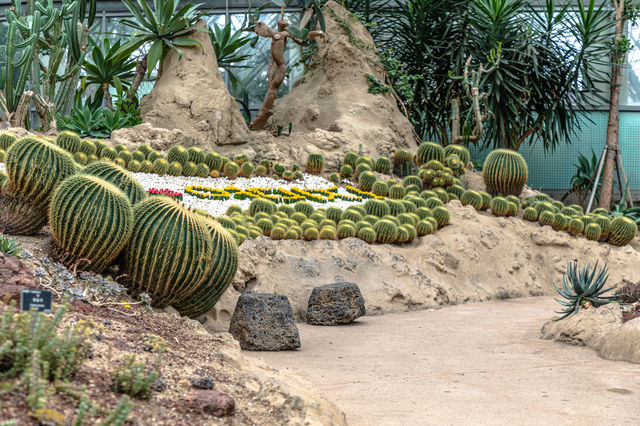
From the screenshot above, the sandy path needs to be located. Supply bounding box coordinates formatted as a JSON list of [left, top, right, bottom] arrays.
[[243, 297, 640, 425]]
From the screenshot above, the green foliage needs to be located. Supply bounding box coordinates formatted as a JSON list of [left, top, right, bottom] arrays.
[[110, 355, 158, 400], [553, 261, 619, 321], [118, 0, 205, 78], [49, 175, 133, 272], [208, 21, 252, 91], [366, 73, 392, 94], [83, 161, 147, 205], [82, 38, 136, 104], [125, 197, 213, 307], [608, 216, 638, 246], [0, 233, 22, 257], [482, 149, 528, 196]]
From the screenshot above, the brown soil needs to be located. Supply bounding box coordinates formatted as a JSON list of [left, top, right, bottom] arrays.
[[0, 247, 346, 425]]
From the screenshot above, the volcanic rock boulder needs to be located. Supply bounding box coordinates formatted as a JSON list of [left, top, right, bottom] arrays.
[[139, 20, 250, 149], [270, 1, 417, 158], [306, 282, 366, 325], [229, 293, 300, 351]]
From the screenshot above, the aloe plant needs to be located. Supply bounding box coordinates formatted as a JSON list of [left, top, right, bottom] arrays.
[[553, 261, 620, 321]]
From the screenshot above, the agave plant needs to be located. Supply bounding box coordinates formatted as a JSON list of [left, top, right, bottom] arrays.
[[553, 261, 620, 321], [0, 233, 23, 257]]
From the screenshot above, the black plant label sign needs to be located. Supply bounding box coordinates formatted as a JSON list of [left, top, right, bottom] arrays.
[[20, 289, 52, 313]]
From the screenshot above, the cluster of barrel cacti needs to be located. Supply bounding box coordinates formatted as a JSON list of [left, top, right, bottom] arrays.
[[0, 135, 237, 317], [518, 193, 638, 246], [215, 192, 451, 247]]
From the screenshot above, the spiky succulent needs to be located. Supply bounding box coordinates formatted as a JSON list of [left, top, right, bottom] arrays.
[[340, 164, 353, 178], [83, 161, 147, 205], [152, 159, 169, 175], [416, 142, 445, 165], [553, 261, 619, 321], [375, 157, 392, 174], [167, 145, 189, 165], [306, 153, 325, 174], [359, 171, 377, 192]]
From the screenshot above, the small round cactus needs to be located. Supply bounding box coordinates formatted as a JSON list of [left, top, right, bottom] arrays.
[[375, 157, 392, 174], [584, 223, 602, 241], [188, 147, 205, 164], [294, 201, 315, 217], [132, 150, 146, 163], [444, 144, 471, 166], [566, 218, 585, 236], [306, 153, 325, 173], [167, 145, 189, 165], [425, 197, 444, 210], [357, 227, 376, 243], [182, 161, 197, 177], [127, 160, 141, 172], [74, 152, 88, 165], [416, 220, 434, 236], [388, 185, 406, 200], [249, 198, 277, 216], [140, 160, 154, 173], [234, 153, 248, 165], [224, 161, 240, 179], [460, 190, 483, 211], [592, 215, 612, 241], [152, 158, 169, 175], [204, 152, 223, 171], [403, 175, 422, 189], [337, 223, 356, 239], [490, 197, 510, 217], [522, 207, 538, 222], [195, 163, 210, 178], [372, 181, 388, 197], [359, 171, 377, 192], [304, 227, 320, 240], [506, 201, 518, 216], [432, 206, 450, 227], [340, 164, 353, 178], [373, 219, 397, 244], [56, 131, 82, 153], [117, 150, 133, 164], [552, 214, 569, 231], [365, 199, 391, 218], [608, 216, 638, 246], [168, 161, 183, 176], [393, 149, 413, 167], [319, 227, 337, 240], [101, 146, 118, 160], [539, 210, 555, 226], [239, 161, 254, 178]]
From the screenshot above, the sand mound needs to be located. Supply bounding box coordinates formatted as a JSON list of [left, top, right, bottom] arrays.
[[270, 1, 417, 158], [542, 304, 640, 364], [139, 20, 250, 149], [202, 201, 640, 330], [115, 2, 418, 168]]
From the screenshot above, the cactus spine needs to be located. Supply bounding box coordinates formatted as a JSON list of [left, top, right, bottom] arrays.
[[416, 142, 445, 165], [167, 145, 189, 165], [584, 223, 602, 241], [306, 153, 325, 173], [49, 175, 133, 272], [490, 197, 509, 216], [373, 219, 397, 243], [83, 161, 146, 205], [460, 190, 483, 211]]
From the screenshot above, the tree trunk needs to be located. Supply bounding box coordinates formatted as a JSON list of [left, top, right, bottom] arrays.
[[128, 55, 148, 103], [103, 83, 113, 111], [599, 0, 625, 210]]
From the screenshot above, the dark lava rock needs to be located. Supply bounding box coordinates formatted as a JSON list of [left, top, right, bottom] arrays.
[[190, 377, 215, 389], [229, 293, 300, 351], [306, 282, 366, 325], [185, 390, 235, 417]]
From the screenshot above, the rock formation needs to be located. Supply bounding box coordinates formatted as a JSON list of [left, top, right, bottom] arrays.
[[139, 20, 250, 149]]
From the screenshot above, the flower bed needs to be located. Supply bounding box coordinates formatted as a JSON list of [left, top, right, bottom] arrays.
[[146, 188, 183, 201]]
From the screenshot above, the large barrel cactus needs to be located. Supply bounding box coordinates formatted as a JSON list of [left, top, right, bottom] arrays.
[[49, 175, 133, 272], [0, 195, 49, 235], [173, 220, 239, 318], [124, 197, 213, 307], [5, 137, 77, 211], [83, 161, 147, 205], [482, 149, 528, 196], [416, 142, 445, 165]]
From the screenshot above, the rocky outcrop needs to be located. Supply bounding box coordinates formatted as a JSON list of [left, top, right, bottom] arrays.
[[270, 1, 417, 159], [229, 293, 300, 351], [139, 20, 250, 148], [306, 282, 366, 325], [541, 304, 640, 364], [204, 200, 640, 330]]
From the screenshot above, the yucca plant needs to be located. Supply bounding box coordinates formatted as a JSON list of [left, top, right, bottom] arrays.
[[553, 261, 620, 321]]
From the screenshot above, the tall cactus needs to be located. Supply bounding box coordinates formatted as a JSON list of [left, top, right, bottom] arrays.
[[49, 175, 133, 272], [2, 0, 96, 129], [124, 197, 213, 307]]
